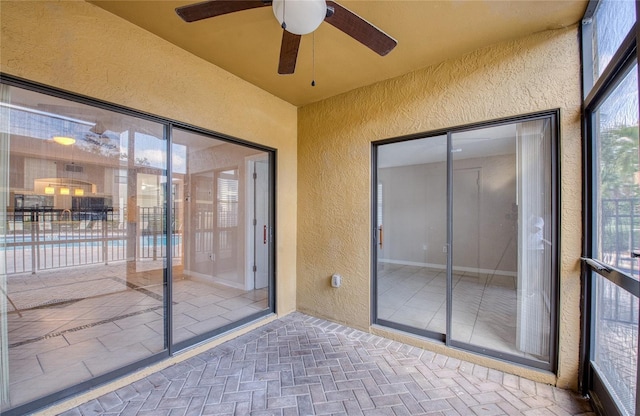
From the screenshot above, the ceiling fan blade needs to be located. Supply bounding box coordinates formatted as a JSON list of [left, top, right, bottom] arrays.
[[176, 0, 272, 22], [278, 30, 301, 74], [324, 1, 397, 56]]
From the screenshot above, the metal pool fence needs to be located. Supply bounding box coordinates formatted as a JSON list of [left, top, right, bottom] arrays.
[[2, 207, 182, 275]]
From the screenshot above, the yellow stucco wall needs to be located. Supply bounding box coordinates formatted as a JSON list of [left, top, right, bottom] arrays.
[[0, 0, 298, 318], [297, 27, 582, 389], [1, 2, 297, 411]]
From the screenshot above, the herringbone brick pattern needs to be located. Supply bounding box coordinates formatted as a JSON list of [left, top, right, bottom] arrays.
[[60, 313, 594, 416]]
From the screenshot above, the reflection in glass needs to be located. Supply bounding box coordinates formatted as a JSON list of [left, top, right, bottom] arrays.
[[451, 121, 553, 362], [594, 274, 638, 416], [171, 129, 271, 345], [595, 65, 640, 278], [591, 63, 639, 416], [592, 0, 636, 81], [1, 85, 166, 410], [1, 84, 10, 410], [376, 136, 447, 334]]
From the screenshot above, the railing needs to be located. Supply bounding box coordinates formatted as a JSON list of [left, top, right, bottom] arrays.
[[602, 277, 639, 326], [2, 208, 181, 275], [596, 197, 640, 325], [601, 198, 640, 278]]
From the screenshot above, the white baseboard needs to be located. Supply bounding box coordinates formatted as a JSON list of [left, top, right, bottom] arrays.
[[378, 258, 517, 277], [183, 270, 247, 290]]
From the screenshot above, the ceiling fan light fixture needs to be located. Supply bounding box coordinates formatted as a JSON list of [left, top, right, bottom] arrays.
[[272, 0, 327, 35], [52, 136, 76, 146]]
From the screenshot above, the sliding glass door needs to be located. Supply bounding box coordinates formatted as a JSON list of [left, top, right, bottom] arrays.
[[374, 113, 558, 370], [0, 78, 275, 415], [376, 135, 447, 338]]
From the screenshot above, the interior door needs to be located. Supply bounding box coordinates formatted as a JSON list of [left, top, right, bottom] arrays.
[[452, 168, 481, 274], [253, 158, 269, 289]]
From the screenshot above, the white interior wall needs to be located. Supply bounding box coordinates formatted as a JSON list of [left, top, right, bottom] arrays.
[[379, 153, 517, 274]]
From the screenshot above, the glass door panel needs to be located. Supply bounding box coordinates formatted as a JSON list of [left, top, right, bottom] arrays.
[[451, 121, 553, 364], [376, 135, 447, 335], [450, 125, 518, 352], [171, 129, 271, 347], [1, 85, 167, 410]]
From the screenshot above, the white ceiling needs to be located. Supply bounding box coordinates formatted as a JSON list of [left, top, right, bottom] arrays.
[[378, 124, 516, 168]]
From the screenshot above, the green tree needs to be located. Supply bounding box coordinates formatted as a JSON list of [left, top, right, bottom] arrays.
[[599, 124, 640, 199]]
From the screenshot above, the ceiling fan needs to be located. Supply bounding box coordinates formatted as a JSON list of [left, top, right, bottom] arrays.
[[175, 0, 397, 75]]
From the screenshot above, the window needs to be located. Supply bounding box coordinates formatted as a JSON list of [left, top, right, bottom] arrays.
[[0, 77, 275, 415], [373, 112, 558, 370], [590, 0, 636, 80], [582, 1, 639, 415]]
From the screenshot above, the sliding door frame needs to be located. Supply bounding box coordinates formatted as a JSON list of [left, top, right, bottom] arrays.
[[372, 110, 560, 372]]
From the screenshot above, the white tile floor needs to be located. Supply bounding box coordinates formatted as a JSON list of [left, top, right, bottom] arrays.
[[4, 261, 268, 407], [377, 263, 544, 361]]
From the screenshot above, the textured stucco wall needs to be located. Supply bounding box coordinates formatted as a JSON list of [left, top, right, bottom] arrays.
[[0, 0, 298, 318], [1, 3, 297, 412], [298, 27, 582, 389]]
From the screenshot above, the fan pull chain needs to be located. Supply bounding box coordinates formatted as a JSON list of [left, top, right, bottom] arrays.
[[311, 32, 316, 87], [281, 0, 286, 29]]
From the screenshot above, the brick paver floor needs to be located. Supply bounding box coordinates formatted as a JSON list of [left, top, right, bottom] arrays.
[[60, 313, 594, 416]]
